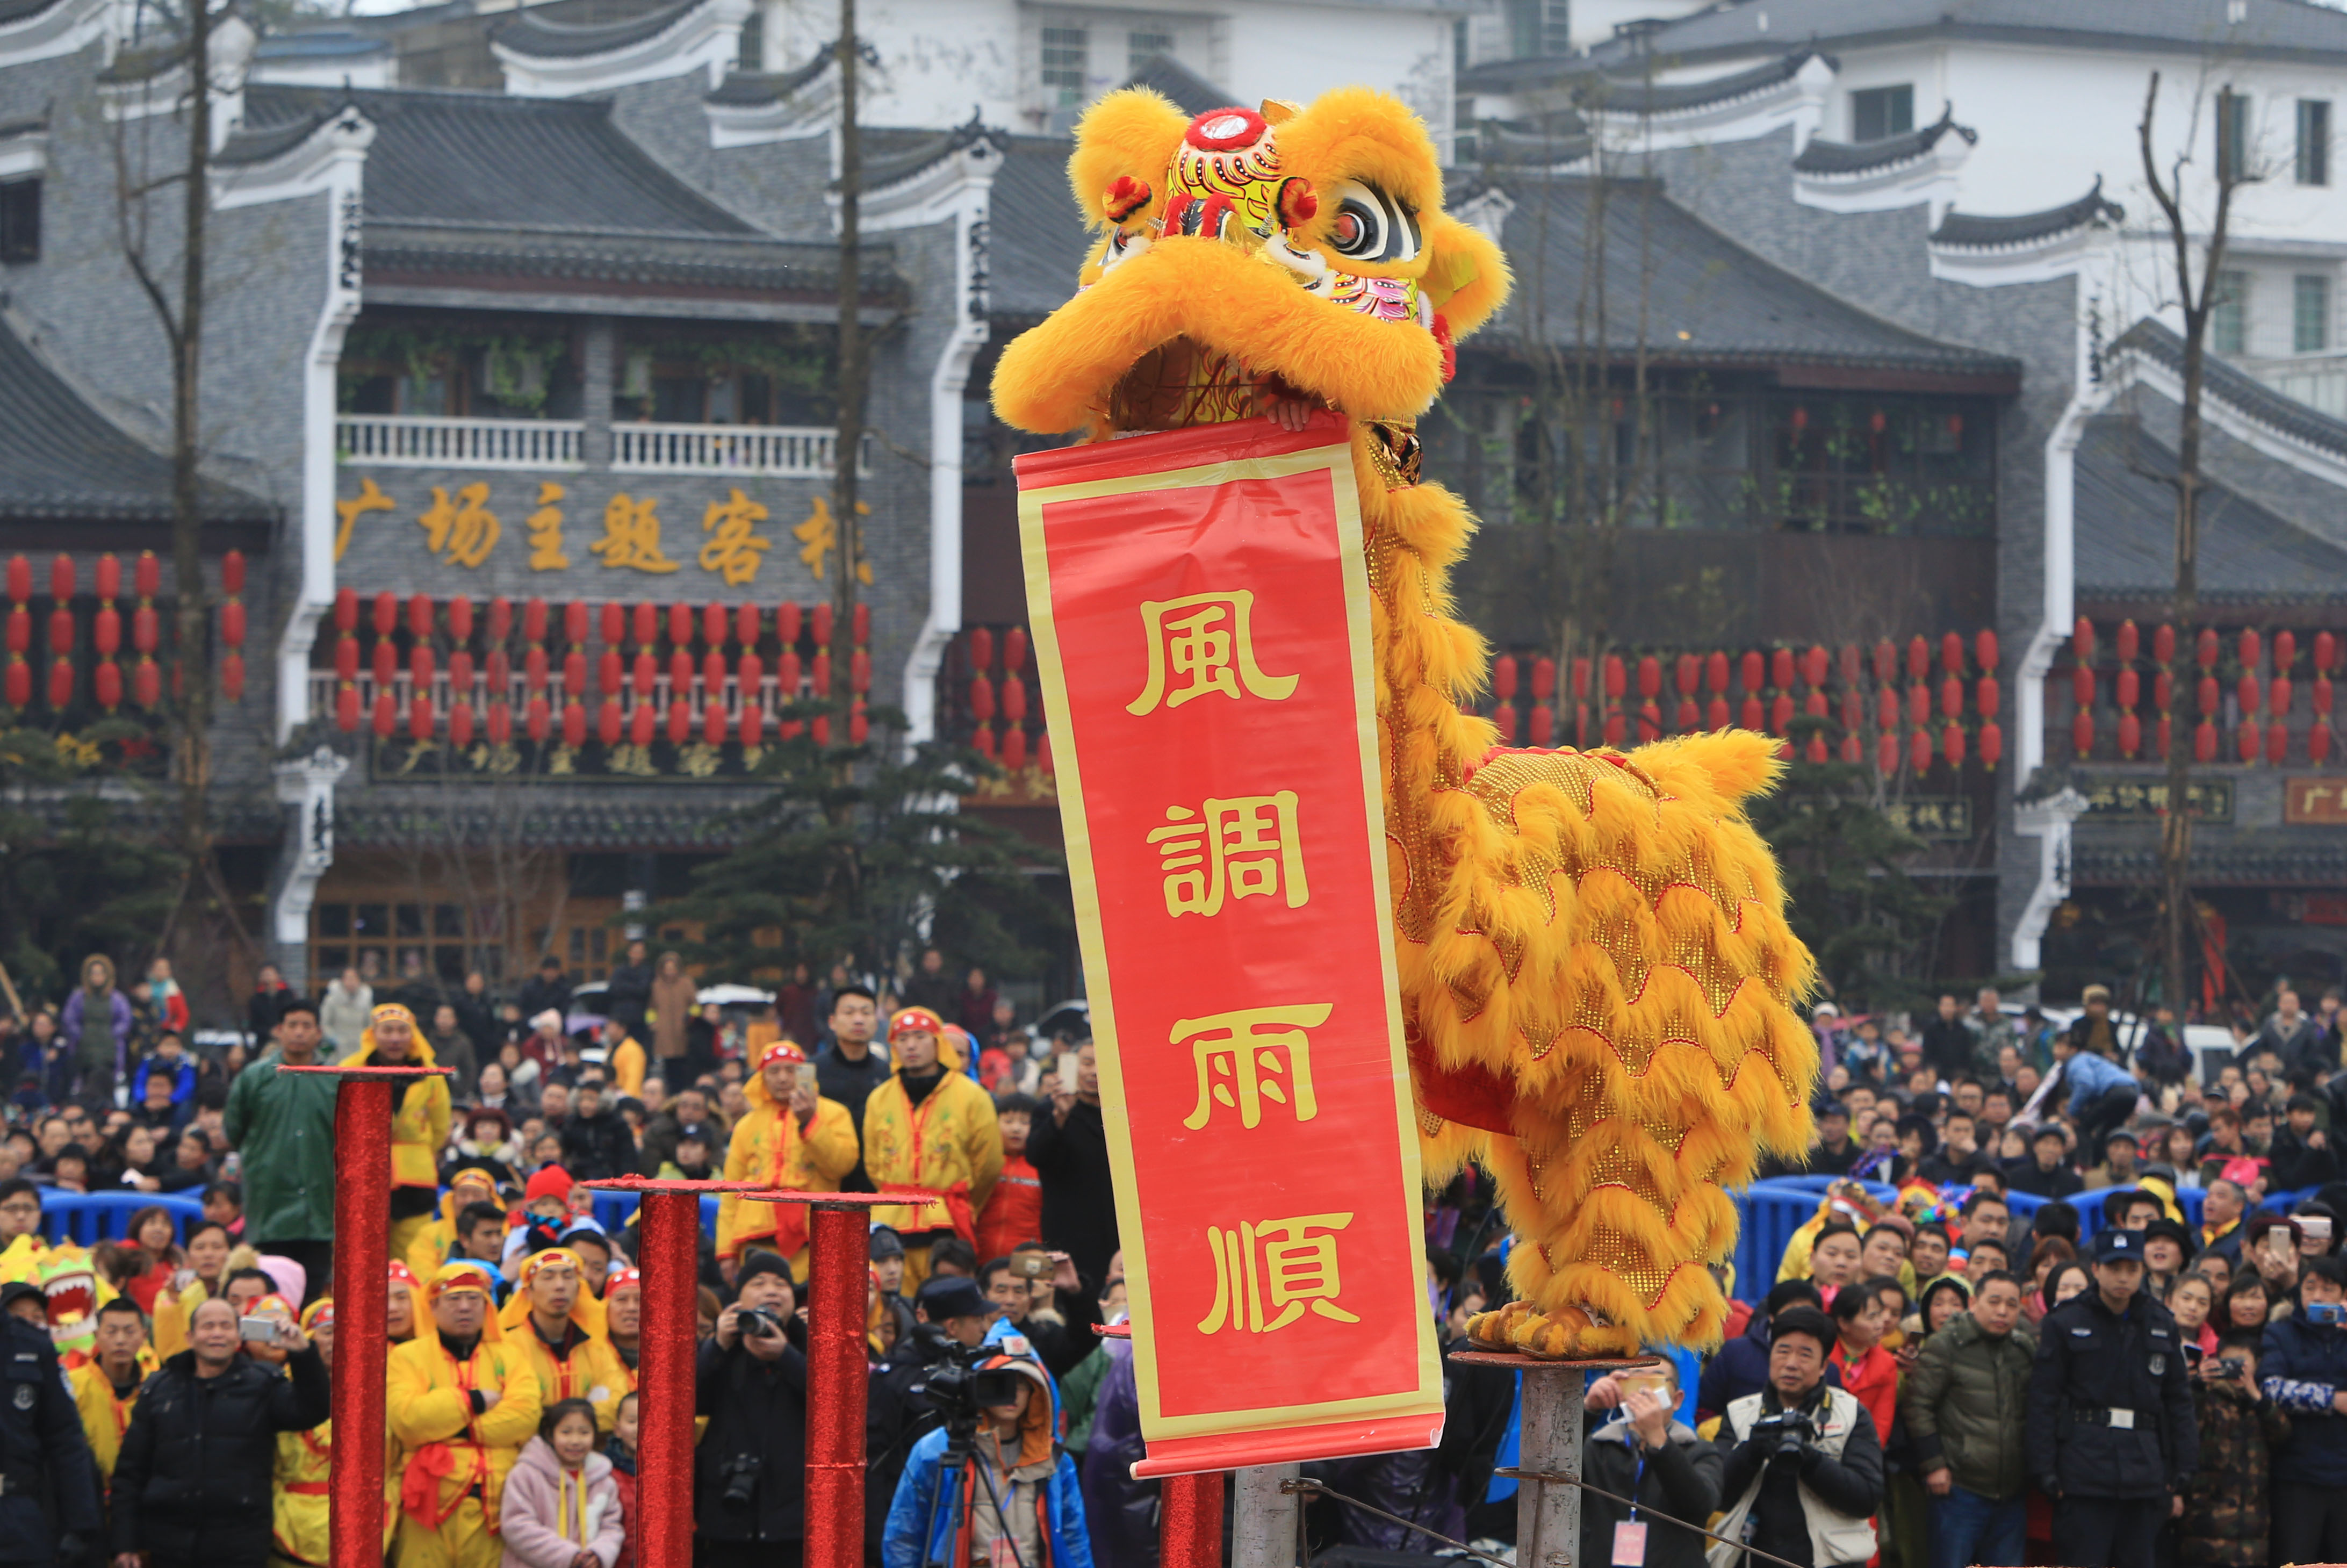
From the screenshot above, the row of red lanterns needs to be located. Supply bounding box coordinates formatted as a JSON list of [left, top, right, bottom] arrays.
[[0, 552, 246, 712], [1486, 632, 2004, 772], [2069, 620, 2342, 765], [963, 626, 1052, 773], [330, 592, 872, 746]]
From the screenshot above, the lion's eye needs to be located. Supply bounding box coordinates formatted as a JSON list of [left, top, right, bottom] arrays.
[[1329, 181, 1417, 263]]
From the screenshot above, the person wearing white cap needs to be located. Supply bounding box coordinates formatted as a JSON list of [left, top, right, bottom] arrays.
[[881, 1346, 1092, 1568]]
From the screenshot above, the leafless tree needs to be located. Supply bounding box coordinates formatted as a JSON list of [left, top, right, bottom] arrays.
[[2137, 70, 2253, 1013]]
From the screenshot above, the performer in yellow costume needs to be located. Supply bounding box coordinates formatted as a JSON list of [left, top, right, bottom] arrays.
[[862, 1008, 1004, 1291], [498, 1247, 628, 1432], [717, 1039, 860, 1279], [992, 88, 1819, 1355], [390, 1262, 542, 1568], [407, 1164, 505, 1283], [70, 1297, 157, 1485], [272, 1298, 396, 1568], [347, 1002, 453, 1263]]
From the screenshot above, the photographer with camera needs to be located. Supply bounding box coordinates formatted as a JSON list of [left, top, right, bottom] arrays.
[[2025, 1229, 2196, 1568], [868, 1276, 996, 1562], [1714, 1306, 1882, 1568], [882, 1347, 1092, 1568], [2178, 1332, 2286, 1567], [695, 1253, 807, 1568], [2257, 1252, 2347, 1560]]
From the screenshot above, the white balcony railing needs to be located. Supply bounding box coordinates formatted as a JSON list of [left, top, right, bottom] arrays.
[[337, 414, 585, 470], [611, 423, 872, 477], [309, 668, 823, 737]]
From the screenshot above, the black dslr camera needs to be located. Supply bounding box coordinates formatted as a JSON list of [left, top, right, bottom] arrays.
[[718, 1454, 761, 1506], [1747, 1409, 1815, 1460], [916, 1346, 1031, 1433], [739, 1307, 788, 1342]]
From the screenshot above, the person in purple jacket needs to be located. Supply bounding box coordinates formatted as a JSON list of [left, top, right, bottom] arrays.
[[60, 953, 132, 1101]]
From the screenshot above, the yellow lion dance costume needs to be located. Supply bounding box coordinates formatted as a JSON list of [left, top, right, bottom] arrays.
[[992, 89, 1820, 1355]]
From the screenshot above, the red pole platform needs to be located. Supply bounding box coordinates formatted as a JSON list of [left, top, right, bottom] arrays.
[[1162, 1470, 1227, 1568], [743, 1189, 905, 1568], [636, 1189, 700, 1568], [278, 1061, 449, 1568]]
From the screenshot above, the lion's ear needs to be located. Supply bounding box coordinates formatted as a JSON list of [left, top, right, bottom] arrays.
[[1420, 213, 1510, 339], [1069, 89, 1189, 231]]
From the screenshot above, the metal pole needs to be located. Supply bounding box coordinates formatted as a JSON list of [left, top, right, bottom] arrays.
[[326, 1076, 391, 1568], [1162, 1470, 1227, 1568], [1232, 1462, 1301, 1568], [1515, 1366, 1584, 1568], [804, 1202, 871, 1568], [636, 1190, 700, 1568]]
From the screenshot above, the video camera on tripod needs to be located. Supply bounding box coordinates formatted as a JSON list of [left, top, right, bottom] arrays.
[[914, 1343, 1035, 1434]]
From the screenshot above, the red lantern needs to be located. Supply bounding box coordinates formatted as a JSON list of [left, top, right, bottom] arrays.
[[970, 676, 995, 722], [487, 702, 512, 745], [488, 597, 512, 642], [563, 700, 586, 749], [1873, 639, 1897, 685], [2116, 621, 2139, 663], [739, 699, 764, 750], [2277, 630, 2298, 671], [1979, 722, 2003, 768], [134, 663, 160, 710], [405, 594, 430, 641], [1877, 731, 1899, 774], [999, 723, 1024, 769], [632, 650, 657, 702], [335, 638, 359, 683], [1706, 651, 1730, 693], [373, 591, 398, 637], [1676, 653, 1700, 696], [524, 598, 549, 644], [1907, 636, 1930, 681], [812, 714, 831, 746], [219, 652, 244, 704], [1941, 677, 1962, 720], [1841, 733, 1862, 764], [779, 649, 802, 695], [46, 606, 69, 657], [812, 603, 833, 648], [2274, 677, 2294, 715], [1741, 651, 1763, 693], [2240, 628, 2262, 669], [972, 725, 996, 759], [1880, 688, 1901, 730], [93, 605, 118, 658], [2072, 616, 2095, 663], [2319, 630, 2339, 674], [449, 650, 474, 695], [1771, 648, 1795, 690], [2116, 669, 2139, 710], [1530, 706, 1554, 746], [1840, 645, 1861, 686], [1911, 727, 1934, 773], [373, 639, 396, 691], [1805, 733, 1828, 764], [2195, 720, 2219, 762], [5, 557, 27, 604], [564, 650, 588, 697], [667, 603, 692, 648], [134, 606, 157, 656], [1603, 655, 1626, 700], [1943, 723, 1966, 767], [2119, 711, 2143, 758], [2072, 665, 2095, 707], [1637, 655, 1661, 700], [2314, 718, 2335, 763], [1842, 691, 1865, 732], [1741, 696, 1763, 731], [1603, 711, 1626, 746], [666, 696, 690, 746], [599, 699, 624, 747], [527, 696, 551, 744], [1940, 632, 1964, 676], [2238, 673, 2262, 713], [1004, 627, 1027, 673], [48, 555, 72, 602], [336, 684, 359, 732], [2155, 623, 2177, 665], [854, 603, 872, 646], [1803, 645, 1829, 688], [2197, 628, 2220, 668], [373, 689, 397, 738], [1977, 677, 2000, 719], [599, 602, 624, 648], [1708, 697, 1729, 731], [566, 602, 591, 648], [703, 650, 727, 695], [2199, 676, 2220, 716], [448, 597, 474, 644], [632, 603, 657, 648], [525, 647, 549, 693], [737, 605, 761, 647], [1677, 698, 1701, 731], [449, 703, 476, 748], [1534, 656, 1558, 699], [486, 649, 510, 693], [702, 604, 726, 648], [411, 645, 434, 691], [738, 651, 763, 703], [1493, 706, 1518, 743], [2240, 722, 2262, 763], [1493, 656, 1518, 700], [704, 694, 728, 747], [2269, 721, 2290, 766], [409, 691, 433, 739], [1767, 693, 1791, 733], [93, 663, 120, 709], [2319, 675, 2337, 715], [220, 551, 244, 595], [778, 603, 803, 648], [2155, 670, 2174, 711], [669, 648, 694, 697], [2073, 708, 2093, 757], [1003, 677, 1029, 724], [851, 649, 872, 694]]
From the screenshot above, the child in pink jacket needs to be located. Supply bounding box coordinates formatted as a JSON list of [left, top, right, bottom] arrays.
[[500, 1399, 625, 1568]]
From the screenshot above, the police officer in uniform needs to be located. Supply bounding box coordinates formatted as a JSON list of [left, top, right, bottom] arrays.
[[0, 1280, 102, 1566], [2026, 1227, 2197, 1568]]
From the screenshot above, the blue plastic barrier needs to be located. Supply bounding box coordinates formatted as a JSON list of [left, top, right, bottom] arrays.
[[39, 1190, 206, 1246], [1730, 1179, 1897, 1292], [587, 1190, 722, 1239], [2072, 1181, 2206, 1241]]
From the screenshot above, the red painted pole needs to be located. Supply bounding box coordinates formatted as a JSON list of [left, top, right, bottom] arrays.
[[1162, 1470, 1227, 1568], [327, 1076, 392, 1568], [637, 1189, 700, 1568], [804, 1202, 871, 1568]]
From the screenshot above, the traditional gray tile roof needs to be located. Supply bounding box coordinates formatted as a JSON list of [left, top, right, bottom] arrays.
[[2072, 413, 2347, 604], [0, 0, 61, 23], [703, 47, 831, 109], [489, 0, 697, 60], [2113, 316, 2347, 462], [987, 135, 1091, 321], [1465, 47, 1827, 105], [2073, 838, 2347, 886], [1932, 178, 2124, 250], [1794, 106, 1976, 175], [856, 117, 993, 193], [1466, 111, 1593, 170], [1584, 0, 2347, 68], [1482, 176, 2022, 379], [237, 84, 760, 235], [337, 792, 766, 848], [0, 318, 273, 525]]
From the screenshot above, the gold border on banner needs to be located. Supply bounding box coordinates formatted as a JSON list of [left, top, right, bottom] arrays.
[[1017, 436, 1441, 1444]]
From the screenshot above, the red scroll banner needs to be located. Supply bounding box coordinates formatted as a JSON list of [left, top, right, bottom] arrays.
[[1014, 411, 1442, 1477]]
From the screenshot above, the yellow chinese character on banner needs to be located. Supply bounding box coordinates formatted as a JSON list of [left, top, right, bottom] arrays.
[[700, 488, 772, 586], [1198, 1212, 1359, 1334], [795, 496, 872, 585], [527, 482, 570, 571], [1177, 1003, 1328, 1131], [593, 494, 681, 573], [335, 476, 393, 563], [1127, 592, 1298, 716], [1147, 792, 1309, 917], [419, 482, 501, 568]]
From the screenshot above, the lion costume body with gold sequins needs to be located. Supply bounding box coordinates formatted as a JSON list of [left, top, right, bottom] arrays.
[[990, 87, 1820, 1356]]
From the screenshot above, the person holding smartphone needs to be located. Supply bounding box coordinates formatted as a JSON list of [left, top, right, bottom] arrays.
[[2259, 1254, 2347, 1560], [716, 1041, 859, 1284], [2177, 1332, 2287, 1567]]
